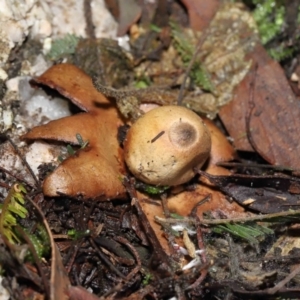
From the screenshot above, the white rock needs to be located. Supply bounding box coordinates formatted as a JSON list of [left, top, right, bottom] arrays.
[[0, 0, 120, 188], [0, 26, 12, 66], [6, 77, 20, 92], [25, 141, 60, 176], [31, 18, 52, 39], [41, 0, 117, 38], [0, 0, 119, 67], [30, 54, 52, 76], [5, 19, 26, 44], [0, 68, 8, 80], [42, 37, 52, 54], [0, 276, 10, 300], [0, 142, 24, 179], [2, 110, 14, 131], [91, 0, 118, 38], [17, 77, 72, 126], [0, 0, 36, 66]]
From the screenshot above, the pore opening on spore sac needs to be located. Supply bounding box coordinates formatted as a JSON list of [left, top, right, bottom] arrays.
[[169, 122, 197, 148]]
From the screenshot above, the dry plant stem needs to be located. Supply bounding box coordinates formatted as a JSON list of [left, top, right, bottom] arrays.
[[155, 208, 300, 226], [65, 202, 90, 274], [124, 178, 176, 266], [84, 201, 96, 228], [65, 239, 84, 274], [161, 193, 170, 217], [25, 195, 70, 299], [0, 181, 10, 189], [52, 234, 71, 239], [246, 64, 260, 152], [7, 136, 40, 186], [92, 77, 172, 119], [84, 268, 97, 287], [15, 225, 50, 298], [89, 237, 126, 279], [83, 0, 95, 38], [190, 194, 211, 216], [195, 218, 207, 265], [217, 162, 295, 172], [0, 166, 36, 189], [114, 236, 142, 276], [177, 27, 210, 105], [93, 78, 168, 101], [122, 285, 156, 300], [268, 264, 300, 294], [103, 236, 142, 298], [186, 214, 209, 291], [98, 238, 134, 266]]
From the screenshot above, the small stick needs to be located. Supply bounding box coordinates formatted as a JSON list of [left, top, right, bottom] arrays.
[[6, 136, 40, 187], [245, 63, 260, 152], [155, 207, 300, 226], [177, 28, 210, 105], [268, 264, 300, 294]]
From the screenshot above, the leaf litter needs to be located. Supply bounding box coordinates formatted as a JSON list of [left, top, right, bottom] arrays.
[[1, 0, 300, 299]]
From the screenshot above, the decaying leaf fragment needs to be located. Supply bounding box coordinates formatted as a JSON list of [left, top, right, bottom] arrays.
[[219, 52, 300, 169], [198, 170, 300, 214], [193, 2, 259, 112], [22, 64, 127, 200]]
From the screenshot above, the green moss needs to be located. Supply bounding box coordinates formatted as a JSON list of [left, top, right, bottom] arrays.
[[58, 133, 89, 162], [142, 272, 153, 286], [253, 0, 285, 45], [47, 34, 80, 60], [67, 229, 90, 240], [251, 0, 298, 61], [267, 46, 294, 61], [170, 21, 214, 92], [135, 181, 169, 195], [24, 224, 51, 260]]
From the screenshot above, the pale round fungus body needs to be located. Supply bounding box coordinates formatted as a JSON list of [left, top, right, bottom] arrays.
[[124, 106, 211, 186]]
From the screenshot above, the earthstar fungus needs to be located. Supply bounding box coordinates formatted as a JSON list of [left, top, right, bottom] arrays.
[[22, 64, 127, 200], [124, 106, 211, 186]]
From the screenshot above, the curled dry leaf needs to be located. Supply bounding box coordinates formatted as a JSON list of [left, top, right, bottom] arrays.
[[22, 64, 127, 200]]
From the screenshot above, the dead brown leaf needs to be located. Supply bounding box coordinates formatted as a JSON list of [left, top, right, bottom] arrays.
[[117, 0, 141, 36], [22, 64, 127, 200], [104, 0, 141, 37], [180, 0, 220, 31], [220, 45, 300, 168], [181, 0, 300, 169]]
